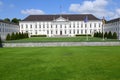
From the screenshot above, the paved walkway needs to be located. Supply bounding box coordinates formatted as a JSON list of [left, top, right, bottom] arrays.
[[3, 42, 120, 47]]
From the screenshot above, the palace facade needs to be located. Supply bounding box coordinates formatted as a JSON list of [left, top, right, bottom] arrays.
[[19, 14, 102, 37], [0, 20, 19, 40]]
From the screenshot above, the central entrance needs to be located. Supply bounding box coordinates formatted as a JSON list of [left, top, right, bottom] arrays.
[[60, 31, 62, 35]]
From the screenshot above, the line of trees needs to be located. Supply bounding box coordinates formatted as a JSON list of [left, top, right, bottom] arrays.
[[4, 18, 21, 24], [94, 31, 117, 39], [6, 32, 29, 40]]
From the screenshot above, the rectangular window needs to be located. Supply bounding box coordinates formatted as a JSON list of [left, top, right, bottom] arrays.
[[39, 25, 41, 28], [85, 24, 87, 28], [65, 30, 66, 34], [94, 23, 96, 28], [85, 30, 87, 34], [47, 30, 49, 34], [77, 30, 79, 34], [81, 24, 83, 28], [26, 24, 28, 28], [90, 23, 92, 28], [81, 30, 83, 34]]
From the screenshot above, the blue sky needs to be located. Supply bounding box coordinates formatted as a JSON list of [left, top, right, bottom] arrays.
[[0, 0, 120, 20]]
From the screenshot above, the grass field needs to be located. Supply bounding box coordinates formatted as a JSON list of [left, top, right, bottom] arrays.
[[0, 46, 120, 80], [5, 36, 119, 43]]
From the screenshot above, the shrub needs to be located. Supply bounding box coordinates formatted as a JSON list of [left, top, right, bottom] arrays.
[[104, 32, 108, 39], [112, 32, 117, 39], [107, 31, 112, 39], [6, 33, 11, 40], [0, 36, 2, 47], [31, 35, 47, 37], [76, 34, 91, 37]]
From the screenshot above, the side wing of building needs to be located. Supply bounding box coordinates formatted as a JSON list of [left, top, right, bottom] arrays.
[[104, 18, 120, 40], [0, 20, 19, 40]]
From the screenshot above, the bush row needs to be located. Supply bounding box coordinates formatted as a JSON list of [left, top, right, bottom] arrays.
[[6, 32, 29, 40], [94, 31, 117, 39], [76, 34, 91, 37], [31, 35, 47, 37]]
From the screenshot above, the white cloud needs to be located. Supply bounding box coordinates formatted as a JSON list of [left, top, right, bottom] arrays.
[[21, 9, 45, 15], [69, 0, 115, 19]]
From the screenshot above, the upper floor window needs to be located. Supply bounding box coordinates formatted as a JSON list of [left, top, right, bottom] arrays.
[[90, 23, 92, 28], [35, 25, 37, 28]]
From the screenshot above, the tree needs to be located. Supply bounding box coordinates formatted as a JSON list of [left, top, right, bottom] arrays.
[[104, 32, 108, 39], [107, 31, 112, 39], [11, 32, 15, 40], [11, 18, 21, 24], [4, 18, 10, 22], [0, 36, 2, 48], [112, 32, 117, 39], [6, 33, 11, 40]]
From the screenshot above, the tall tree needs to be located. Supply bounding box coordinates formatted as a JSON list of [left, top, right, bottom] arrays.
[[0, 36, 2, 48], [11, 18, 21, 24], [4, 18, 10, 22]]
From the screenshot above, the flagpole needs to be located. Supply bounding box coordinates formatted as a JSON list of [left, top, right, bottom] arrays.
[[84, 16, 88, 41], [103, 24, 104, 40], [102, 17, 105, 40]]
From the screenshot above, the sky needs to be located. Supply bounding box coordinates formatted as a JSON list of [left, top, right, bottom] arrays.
[[0, 0, 120, 20]]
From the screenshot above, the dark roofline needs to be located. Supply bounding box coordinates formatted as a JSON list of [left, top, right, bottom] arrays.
[[22, 14, 101, 21], [106, 18, 120, 24]]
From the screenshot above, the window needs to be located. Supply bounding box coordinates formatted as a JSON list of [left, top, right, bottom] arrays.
[[69, 30, 71, 34], [94, 23, 96, 28], [90, 23, 92, 28], [99, 23, 101, 27], [81, 24, 83, 28], [21, 24, 23, 29], [65, 30, 66, 34], [85, 24, 87, 28], [77, 30, 79, 34], [85, 30, 87, 34], [73, 30, 75, 34], [39, 25, 41, 28], [81, 30, 83, 34], [26, 24, 28, 28]]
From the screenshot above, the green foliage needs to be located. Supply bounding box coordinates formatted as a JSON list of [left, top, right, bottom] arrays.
[[6, 34, 11, 40], [6, 32, 29, 41], [0, 36, 2, 47], [11, 18, 21, 24], [76, 34, 91, 37], [0, 47, 120, 80], [104, 32, 108, 39], [107, 31, 112, 39], [4, 18, 10, 22], [112, 32, 117, 39], [31, 35, 47, 37]]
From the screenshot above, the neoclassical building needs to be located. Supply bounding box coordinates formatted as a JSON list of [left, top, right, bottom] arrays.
[[104, 18, 120, 40], [0, 20, 19, 40], [19, 14, 102, 37]]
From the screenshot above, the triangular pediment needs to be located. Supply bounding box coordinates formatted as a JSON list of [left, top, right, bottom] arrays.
[[54, 16, 68, 22]]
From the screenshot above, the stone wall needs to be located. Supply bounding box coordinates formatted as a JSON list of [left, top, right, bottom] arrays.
[[3, 42, 120, 47]]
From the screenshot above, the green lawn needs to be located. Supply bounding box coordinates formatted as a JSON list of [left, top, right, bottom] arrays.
[[0, 46, 120, 80], [5, 36, 119, 43]]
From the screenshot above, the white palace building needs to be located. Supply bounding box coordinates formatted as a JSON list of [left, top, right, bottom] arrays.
[[19, 14, 102, 37]]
